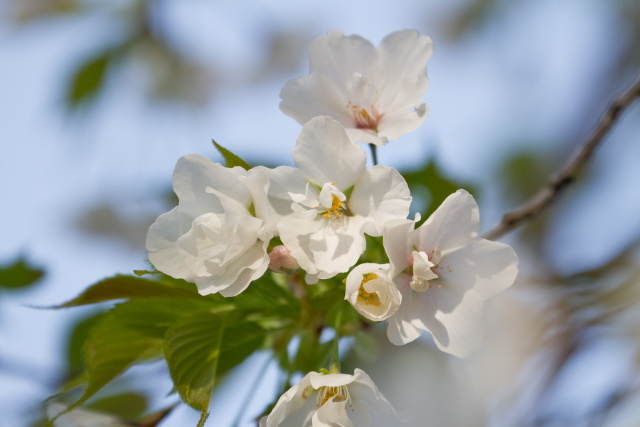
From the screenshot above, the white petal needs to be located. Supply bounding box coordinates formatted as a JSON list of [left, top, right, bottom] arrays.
[[146, 206, 195, 281], [264, 373, 316, 427], [292, 116, 367, 190], [258, 166, 308, 229], [412, 251, 437, 282], [349, 369, 403, 426], [386, 274, 423, 345], [280, 215, 367, 279], [410, 287, 485, 358], [377, 30, 433, 113], [310, 373, 355, 389], [377, 104, 429, 141], [239, 168, 270, 223], [415, 189, 480, 253], [172, 154, 250, 218], [349, 165, 411, 236], [382, 219, 415, 278], [441, 239, 519, 300], [345, 128, 388, 146], [312, 398, 354, 427], [307, 30, 378, 87], [195, 240, 269, 297], [280, 73, 353, 127]]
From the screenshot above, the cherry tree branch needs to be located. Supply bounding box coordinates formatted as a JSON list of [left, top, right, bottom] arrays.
[[483, 76, 640, 241]]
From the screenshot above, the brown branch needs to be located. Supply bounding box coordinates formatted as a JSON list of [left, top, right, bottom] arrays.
[[483, 76, 640, 241]]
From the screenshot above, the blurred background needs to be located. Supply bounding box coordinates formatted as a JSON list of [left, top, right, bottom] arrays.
[[1, 0, 640, 426]]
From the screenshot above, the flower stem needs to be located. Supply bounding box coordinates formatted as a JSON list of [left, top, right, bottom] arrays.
[[331, 304, 343, 372], [369, 144, 378, 166]]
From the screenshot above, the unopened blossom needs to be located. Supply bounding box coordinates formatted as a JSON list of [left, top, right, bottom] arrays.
[[146, 154, 271, 297], [259, 369, 403, 427], [345, 263, 401, 321], [280, 29, 433, 146], [382, 190, 519, 358], [259, 116, 411, 283], [268, 245, 300, 273]]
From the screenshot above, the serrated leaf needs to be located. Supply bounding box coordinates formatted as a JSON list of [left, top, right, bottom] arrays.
[[0, 257, 44, 289], [70, 298, 213, 411], [212, 140, 251, 170], [164, 312, 266, 425], [52, 275, 201, 308]]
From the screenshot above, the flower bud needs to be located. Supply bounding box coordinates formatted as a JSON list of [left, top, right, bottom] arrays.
[[268, 245, 300, 273]]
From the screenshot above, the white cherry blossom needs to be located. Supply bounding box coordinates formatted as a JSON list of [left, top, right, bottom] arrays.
[[280, 29, 433, 146], [259, 369, 402, 427], [259, 116, 411, 283], [383, 190, 519, 358], [146, 154, 271, 297], [345, 263, 402, 322]]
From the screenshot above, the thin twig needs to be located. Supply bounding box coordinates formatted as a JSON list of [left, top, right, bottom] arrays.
[[483, 76, 640, 241]]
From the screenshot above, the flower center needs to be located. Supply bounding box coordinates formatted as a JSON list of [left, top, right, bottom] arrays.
[[346, 101, 383, 132], [317, 183, 349, 219], [323, 194, 346, 218], [410, 248, 451, 292], [317, 385, 353, 411], [357, 272, 381, 306]]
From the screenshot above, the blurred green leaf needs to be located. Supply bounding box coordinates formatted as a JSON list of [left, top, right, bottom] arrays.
[[52, 275, 201, 308], [87, 392, 147, 420], [163, 312, 265, 426], [325, 300, 360, 335], [500, 150, 550, 202], [66, 49, 113, 106], [212, 140, 252, 170], [68, 298, 212, 411], [0, 257, 44, 289], [292, 329, 332, 374], [400, 159, 477, 223]]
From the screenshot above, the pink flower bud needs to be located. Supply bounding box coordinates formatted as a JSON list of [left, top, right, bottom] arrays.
[[268, 245, 300, 274]]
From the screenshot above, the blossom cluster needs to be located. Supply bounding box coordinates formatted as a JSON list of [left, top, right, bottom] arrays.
[[145, 29, 518, 426]]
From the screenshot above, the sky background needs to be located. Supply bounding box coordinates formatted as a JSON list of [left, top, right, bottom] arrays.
[[1, 0, 640, 426]]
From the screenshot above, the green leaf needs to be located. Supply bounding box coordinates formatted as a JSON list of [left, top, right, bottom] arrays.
[[164, 312, 266, 425], [0, 257, 44, 289], [52, 275, 201, 308], [66, 50, 111, 106], [87, 392, 148, 419], [65, 311, 104, 376], [212, 140, 251, 170], [70, 298, 213, 411]]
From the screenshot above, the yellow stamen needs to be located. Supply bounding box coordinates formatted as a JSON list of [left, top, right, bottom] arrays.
[[324, 194, 345, 219], [357, 272, 381, 306]]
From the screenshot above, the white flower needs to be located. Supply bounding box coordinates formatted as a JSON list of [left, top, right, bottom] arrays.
[[47, 403, 132, 427], [259, 116, 411, 283], [384, 190, 519, 358], [280, 30, 433, 146], [259, 369, 403, 427], [146, 154, 271, 297], [345, 263, 401, 322]]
